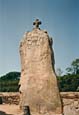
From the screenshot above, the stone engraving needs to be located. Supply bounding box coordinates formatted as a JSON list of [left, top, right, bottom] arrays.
[[19, 19, 63, 115]]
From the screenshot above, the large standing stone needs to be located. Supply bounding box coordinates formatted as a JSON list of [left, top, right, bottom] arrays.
[[19, 19, 63, 115]]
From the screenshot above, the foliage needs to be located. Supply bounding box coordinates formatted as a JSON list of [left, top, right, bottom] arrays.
[[58, 59, 79, 91], [56, 68, 63, 77], [57, 58, 79, 92], [0, 72, 20, 92], [58, 74, 79, 92], [66, 58, 79, 75], [0, 72, 20, 80]]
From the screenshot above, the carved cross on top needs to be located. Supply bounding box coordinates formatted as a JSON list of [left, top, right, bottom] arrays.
[[33, 19, 41, 29]]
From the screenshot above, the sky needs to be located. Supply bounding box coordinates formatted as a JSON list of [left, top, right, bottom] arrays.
[[0, 0, 79, 76]]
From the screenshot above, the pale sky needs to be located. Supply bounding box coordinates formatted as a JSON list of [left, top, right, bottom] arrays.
[[0, 0, 79, 76]]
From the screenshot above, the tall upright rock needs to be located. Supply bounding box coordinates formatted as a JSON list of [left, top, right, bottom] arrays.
[[19, 19, 63, 115]]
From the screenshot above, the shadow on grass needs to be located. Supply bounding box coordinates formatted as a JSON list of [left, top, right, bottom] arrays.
[[0, 111, 13, 115]]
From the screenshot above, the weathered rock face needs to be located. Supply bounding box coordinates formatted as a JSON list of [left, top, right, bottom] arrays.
[[19, 21, 62, 115], [61, 92, 79, 115]]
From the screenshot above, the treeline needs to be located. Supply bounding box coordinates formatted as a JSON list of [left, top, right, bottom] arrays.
[[58, 74, 79, 91], [57, 58, 79, 92], [0, 58, 79, 92], [0, 72, 20, 92]]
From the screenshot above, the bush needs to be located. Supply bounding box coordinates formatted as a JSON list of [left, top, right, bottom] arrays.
[[0, 72, 20, 92], [58, 74, 79, 92]]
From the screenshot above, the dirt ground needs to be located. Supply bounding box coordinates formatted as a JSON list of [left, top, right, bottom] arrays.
[[0, 104, 23, 115], [0, 104, 63, 115], [0, 104, 79, 115]]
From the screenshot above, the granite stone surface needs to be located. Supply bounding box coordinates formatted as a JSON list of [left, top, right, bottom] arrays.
[[19, 25, 62, 115]]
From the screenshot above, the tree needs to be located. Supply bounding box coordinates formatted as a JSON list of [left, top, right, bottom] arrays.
[[56, 68, 63, 77], [66, 67, 73, 74], [58, 74, 79, 92], [0, 72, 20, 92], [66, 58, 79, 75], [71, 59, 79, 74], [0, 72, 20, 80]]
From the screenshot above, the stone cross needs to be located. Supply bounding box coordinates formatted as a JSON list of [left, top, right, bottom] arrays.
[[33, 19, 41, 28]]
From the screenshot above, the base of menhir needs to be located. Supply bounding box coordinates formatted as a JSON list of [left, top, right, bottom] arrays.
[[22, 106, 64, 115]]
